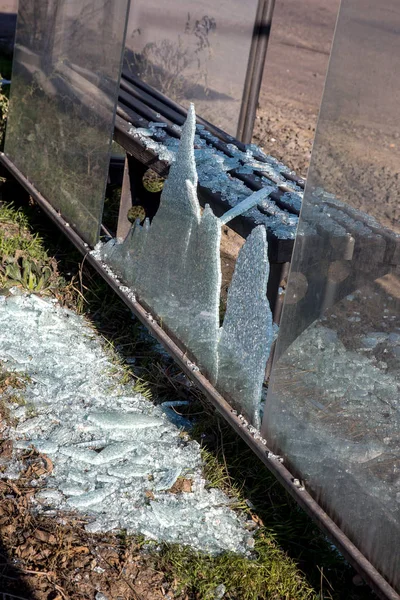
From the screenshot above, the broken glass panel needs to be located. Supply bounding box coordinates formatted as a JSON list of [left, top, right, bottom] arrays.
[[97, 105, 273, 425], [127, 120, 300, 240], [262, 0, 400, 592], [4, 0, 129, 246], [217, 226, 273, 429]]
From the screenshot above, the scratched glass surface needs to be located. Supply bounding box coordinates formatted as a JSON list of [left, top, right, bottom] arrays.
[[262, 0, 400, 591], [123, 0, 259, 136], [5, 0, 129, 246]]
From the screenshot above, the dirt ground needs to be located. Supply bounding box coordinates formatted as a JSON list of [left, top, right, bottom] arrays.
[[0, 445, 173, 600], [253, 0, 340, 177]]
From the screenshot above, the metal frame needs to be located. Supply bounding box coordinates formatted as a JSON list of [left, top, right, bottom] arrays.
[[1, 151, 398, 600], [236, 0, 276, 143]]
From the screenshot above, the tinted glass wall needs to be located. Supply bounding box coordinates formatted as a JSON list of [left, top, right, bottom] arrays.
[[262, 0, 400, 591], [5, 0, 129, 246]]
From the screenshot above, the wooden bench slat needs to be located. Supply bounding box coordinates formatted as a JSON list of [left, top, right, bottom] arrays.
[[118, 89, 179, 139], [116, 101, 148, 128], [120, 77, 186, 127], [121, 70, 244, 150]]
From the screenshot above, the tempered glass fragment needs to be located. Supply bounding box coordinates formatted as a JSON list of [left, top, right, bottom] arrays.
[[217, 226, 273, 428], [98, 106, 274, 425]]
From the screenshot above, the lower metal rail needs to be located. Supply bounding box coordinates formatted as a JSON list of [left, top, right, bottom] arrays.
[[0, 151, 398, 600]]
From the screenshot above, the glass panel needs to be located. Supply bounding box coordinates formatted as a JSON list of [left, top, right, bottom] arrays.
[[4, 0, 129, 246], [253, 0, 340, 177], [97, 106, 274, 427], [262, 0, 400, 591], [124, 0, 259, 136]]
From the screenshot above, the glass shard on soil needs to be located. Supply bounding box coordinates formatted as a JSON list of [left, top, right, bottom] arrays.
[[0, 292, 253, 555]]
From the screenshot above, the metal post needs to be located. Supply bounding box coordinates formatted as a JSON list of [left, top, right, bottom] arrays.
[[236, 0, 275, 144]]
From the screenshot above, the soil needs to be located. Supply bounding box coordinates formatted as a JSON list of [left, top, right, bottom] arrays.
[[0, 444, 175, 600], [254, 0, 340, 177]]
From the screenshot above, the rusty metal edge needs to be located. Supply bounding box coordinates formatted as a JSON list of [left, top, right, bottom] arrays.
[[0, 151, 398, 600]]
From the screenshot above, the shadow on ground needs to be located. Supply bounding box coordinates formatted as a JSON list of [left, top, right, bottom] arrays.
[[0, 538, 36, 599]]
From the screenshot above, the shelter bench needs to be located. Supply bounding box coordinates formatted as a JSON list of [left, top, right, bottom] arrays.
[[111, 68, 400, 331]]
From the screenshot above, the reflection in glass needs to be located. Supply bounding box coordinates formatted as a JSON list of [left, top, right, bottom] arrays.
[[5, 0, 129, 246], [124, 0, 259, 136], [262, 0, 400, 591], [253, 0, 339, 177]]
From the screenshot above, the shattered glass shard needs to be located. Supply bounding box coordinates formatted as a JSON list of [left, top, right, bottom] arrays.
[[97, 105, 274, 426], [217, 226, 273, 428], [0, 293, 254, 555], [67, 488, 114, 508], [86, 411, 163, 430], [182, 204, 221, 384], [110, 464, 151, 479], [153, 468, 182, 491]]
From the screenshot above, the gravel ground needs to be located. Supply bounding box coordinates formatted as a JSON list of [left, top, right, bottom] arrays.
[[253, 99, 316, 178]]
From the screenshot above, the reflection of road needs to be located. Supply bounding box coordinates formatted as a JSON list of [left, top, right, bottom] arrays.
[[308, 0, 400, 234], [254, 0, 340, 176], [257, 0, 400, 238], [261, 0, 339, 111]]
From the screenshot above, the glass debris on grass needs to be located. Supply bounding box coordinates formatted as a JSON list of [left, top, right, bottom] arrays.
[[0, 292, 254, 555]]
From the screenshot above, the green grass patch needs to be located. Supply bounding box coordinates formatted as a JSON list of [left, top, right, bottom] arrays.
[[157, 540, 317, 600], [0, 201, 49, 262], [0, 205, 60, 295]]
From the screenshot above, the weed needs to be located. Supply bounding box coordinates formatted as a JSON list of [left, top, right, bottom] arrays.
[[0, 256, 55, 292], [0, 202, 49, 262], [127, 14, 216, 102], [0, 201, 73, 299]]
